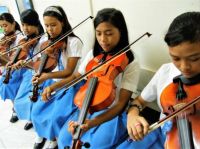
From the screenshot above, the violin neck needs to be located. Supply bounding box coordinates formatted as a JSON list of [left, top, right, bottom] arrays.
[[72, 77, 98, 141], [12, 47, 22, 63], [38, 54, 48, 75]]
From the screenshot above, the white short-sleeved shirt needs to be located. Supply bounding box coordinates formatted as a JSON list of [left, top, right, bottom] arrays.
[[141, 63, 181, 112], [49, 36, 82, 81], [78, 50, 140, 101]]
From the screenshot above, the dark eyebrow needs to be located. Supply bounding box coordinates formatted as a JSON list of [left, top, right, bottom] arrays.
[[96, 29, 112, 32], [170, 53, 200, 58]]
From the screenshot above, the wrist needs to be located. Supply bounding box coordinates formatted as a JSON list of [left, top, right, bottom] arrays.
[[127, 102, 143, 115]]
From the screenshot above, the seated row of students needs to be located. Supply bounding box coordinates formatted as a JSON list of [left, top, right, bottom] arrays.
[[1, 5, 199, 149]]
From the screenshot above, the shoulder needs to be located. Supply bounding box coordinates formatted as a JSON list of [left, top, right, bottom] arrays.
[[125, 55, 140, 72], [157, 63, 178, 75], [67, 36, 82, 47]]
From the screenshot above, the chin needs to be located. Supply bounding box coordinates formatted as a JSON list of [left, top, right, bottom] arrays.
[[182, 74, 196, 79]]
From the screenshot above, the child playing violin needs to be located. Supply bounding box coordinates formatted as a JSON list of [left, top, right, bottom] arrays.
[[0, 12, 24, 123], [42, 8, 140, 149], [11, 9, 45, 131], [30, 6, 83, 149], [126, 12, 200, 149]]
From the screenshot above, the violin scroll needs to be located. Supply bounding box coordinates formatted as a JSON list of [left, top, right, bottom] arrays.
[[3, 67, 11, 84], [29, 83, 39, 102]]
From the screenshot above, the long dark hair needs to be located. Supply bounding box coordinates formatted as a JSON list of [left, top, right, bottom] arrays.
[[20, 9, 44, 35], [0, 13, 21, 32], [165, 12, 200, 47], [43, 6, 77, 43], [93, 8, 134, 63]]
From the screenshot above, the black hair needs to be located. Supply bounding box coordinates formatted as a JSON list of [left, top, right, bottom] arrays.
[[0, 13, 21, 32], [165, 12, 200, 47], [43, 6, 77, 43], [20, 9, 44, 35], [93, 8, 133, 63]]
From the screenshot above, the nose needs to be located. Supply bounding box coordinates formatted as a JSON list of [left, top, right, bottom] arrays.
[[100, 34, 107, 43], [47, 26, 53, 33], [179, 60, 191, 72]]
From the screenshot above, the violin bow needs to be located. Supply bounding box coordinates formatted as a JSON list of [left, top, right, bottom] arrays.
[[0, 32, 46, 57], [49, 32, 152, 100], [22, 16, 93, 67], [148, 96, 200, 133]]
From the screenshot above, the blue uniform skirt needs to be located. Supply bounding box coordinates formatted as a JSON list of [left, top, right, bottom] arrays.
[[14, 69, 33, 120], [0, 68, 25, 101], [58, 109, 128, 149], [31, 80, 85, 140], [116, 128, 165, 149]]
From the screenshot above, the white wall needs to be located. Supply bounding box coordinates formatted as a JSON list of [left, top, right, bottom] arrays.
[[1, 0, 200, 71]]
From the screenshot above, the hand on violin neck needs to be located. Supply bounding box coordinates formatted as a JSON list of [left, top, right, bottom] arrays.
[[41, 86, 53, 102], [12, 60, 25, 70], [5, 61, 13, 69], [32, 72, 49, 85], [68, 119, 93, 135]]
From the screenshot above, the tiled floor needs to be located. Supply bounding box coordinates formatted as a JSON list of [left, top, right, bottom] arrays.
[[0, 99, 35, 149]]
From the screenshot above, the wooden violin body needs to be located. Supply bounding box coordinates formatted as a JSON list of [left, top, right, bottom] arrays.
[[74, 53, 129, 113]]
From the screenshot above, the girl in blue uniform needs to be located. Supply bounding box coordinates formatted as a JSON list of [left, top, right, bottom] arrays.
[[30, 6, 83, 149], [55, 8, 140, 149], [12, 9, 44, 131], [0, 13, 24, 123]]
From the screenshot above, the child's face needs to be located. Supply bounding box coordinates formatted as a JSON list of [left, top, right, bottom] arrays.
[[43, 16, 63, 39], [95, 22, 120, 52], [0, 20, 15, 35], [169, 41, 200, 78], [22, 23, 38, 36]]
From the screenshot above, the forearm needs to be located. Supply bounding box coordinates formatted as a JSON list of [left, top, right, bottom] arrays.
[[45, 69, 74, 79], [49, 74, 77, 91], [127, 96, 147, 117]]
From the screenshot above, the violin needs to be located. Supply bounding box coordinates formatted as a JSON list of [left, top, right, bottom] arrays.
[[3, 36, 39, 84], [160, 74, 200, 149], [30, 40, 65, 102], [74, 53, 129, 113]]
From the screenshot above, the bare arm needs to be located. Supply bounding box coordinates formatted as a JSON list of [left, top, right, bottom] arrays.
[[127, 95, 150, 141], [41, 72, 81, 101], [32, 57, 80, 84]]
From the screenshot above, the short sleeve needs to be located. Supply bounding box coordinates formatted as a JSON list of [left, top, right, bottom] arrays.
[[67, 37, 82, 57], [78, 50, 93, 75], [141, 64, 166, 102], [120, 58, 140, 93]]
